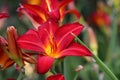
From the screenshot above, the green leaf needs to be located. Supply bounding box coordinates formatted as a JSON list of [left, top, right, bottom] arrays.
[[64, 57, 83, 80]]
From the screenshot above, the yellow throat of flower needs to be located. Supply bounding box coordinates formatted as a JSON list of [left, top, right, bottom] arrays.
[[45, 35, 59, 58]]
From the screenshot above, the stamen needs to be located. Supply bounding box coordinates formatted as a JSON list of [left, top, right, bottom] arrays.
[[43, 28, 57, 58], [46, 0, 51, 12]]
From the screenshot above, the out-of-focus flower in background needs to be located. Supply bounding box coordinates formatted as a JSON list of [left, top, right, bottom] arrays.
[[88, 10, 111, 28], [0, 5, 9, 29], [18, 0, 80, 28], [87, 1, 111, 28], [0, 13, 9, 19]]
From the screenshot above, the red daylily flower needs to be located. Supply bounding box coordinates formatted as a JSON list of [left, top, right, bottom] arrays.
[[46, 74, 65, 80], [0, 26, 36, 69], [18, 0, 80, 28], [17, 20, 92, 74]]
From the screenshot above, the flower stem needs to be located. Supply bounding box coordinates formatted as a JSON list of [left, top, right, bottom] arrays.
[[17, 71, 24, 80], [73, 34, 118, 80], [17, 68, 25, 80], [93, 55, 118, 80]]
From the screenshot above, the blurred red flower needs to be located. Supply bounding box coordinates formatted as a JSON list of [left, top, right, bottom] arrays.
[[0, 13, 9, 18], [18, 0, 80, 28], [0, 13, 9, 29], [88, 10, 111, 27]]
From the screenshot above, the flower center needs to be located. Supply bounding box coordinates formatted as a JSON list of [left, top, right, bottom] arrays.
[[45, 32, 59, 58]]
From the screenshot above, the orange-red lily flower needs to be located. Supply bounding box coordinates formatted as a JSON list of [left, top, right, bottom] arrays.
[[46, 74, 65, 80], [18, 0, 80, 27], [88, 10, 111, 27], [0, 26, 36, 69], [17, 20, 92, 74]]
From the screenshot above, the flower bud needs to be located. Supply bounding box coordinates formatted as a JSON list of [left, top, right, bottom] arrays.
[[6, 26, 23, 67], [75, 65, 84, 72]]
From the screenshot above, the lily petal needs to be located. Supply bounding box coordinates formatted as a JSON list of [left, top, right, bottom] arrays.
[[59, 43, 92, 58], [46, 74, 65, 80], [37, 55, 54, 74], [0, 48, 14, 69], [59, 0, 72, 16], [2, 59, 14, 70], [17, 29, 44, 52], [18, 6, 40, 29], [45, 0, 58, 11], [38, 20, 58, 45], [56, 23, 83, 50], [65, 9, 80, 20], [19, 4, 47, 23], [59, 0, 72, 12]]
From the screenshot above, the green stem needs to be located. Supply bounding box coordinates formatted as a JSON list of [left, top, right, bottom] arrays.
[[73, 34, 118, 80], [17, 68, 25, 80], [17, 71, 24, 80], [106, 16, 118, 63], [93, 55, 118, 80]]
